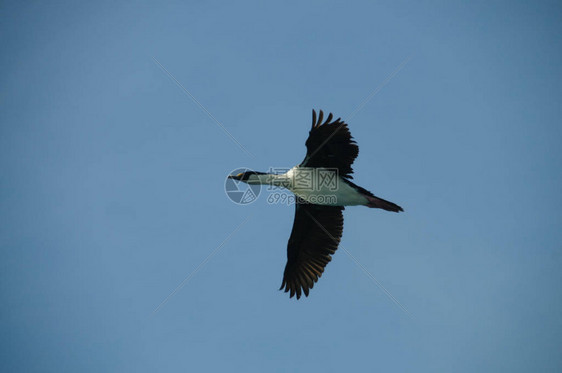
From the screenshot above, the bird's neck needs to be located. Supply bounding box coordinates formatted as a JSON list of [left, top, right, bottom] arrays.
[[246, 172, 290, 187]]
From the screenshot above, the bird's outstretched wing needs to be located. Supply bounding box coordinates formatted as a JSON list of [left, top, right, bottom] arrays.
[[280, 203, 344, 299], [300, 109, 359, 179]]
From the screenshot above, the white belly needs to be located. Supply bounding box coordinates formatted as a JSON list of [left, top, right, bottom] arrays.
[[283, 167, 368, 206]]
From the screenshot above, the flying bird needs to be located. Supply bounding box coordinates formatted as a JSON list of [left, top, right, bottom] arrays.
[[228, 110, 403, 299]]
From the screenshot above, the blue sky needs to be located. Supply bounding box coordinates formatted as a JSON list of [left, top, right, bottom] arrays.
[[1, 1, 561, 371]]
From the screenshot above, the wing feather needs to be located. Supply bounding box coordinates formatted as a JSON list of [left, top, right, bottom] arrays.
[[301, 109, 359, 179], [280, 203, 344, 299]]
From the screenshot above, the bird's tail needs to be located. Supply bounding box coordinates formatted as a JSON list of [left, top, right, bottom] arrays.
[[364, 195, 403, 212]]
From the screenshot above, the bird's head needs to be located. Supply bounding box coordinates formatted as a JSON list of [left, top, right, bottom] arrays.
[[228, 170, 268, 185]]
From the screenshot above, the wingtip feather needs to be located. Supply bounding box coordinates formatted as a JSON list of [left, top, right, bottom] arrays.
[[312, 109, 317, 129]]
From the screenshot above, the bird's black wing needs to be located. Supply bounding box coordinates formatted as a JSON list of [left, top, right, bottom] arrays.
[[300, 109, 359, 179], [280, 203, 344, 299]]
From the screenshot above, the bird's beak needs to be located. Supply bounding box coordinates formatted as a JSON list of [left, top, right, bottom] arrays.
[[228, 173, 243, 181]]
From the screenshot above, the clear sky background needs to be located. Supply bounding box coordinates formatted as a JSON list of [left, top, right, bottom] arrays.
[[1, 1, 561, 372]]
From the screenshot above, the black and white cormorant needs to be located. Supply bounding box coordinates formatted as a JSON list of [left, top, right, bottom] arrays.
[[229, 110, 403, 299]]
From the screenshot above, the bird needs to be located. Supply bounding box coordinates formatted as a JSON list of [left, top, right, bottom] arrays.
[[228, 109, 403, 299]]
